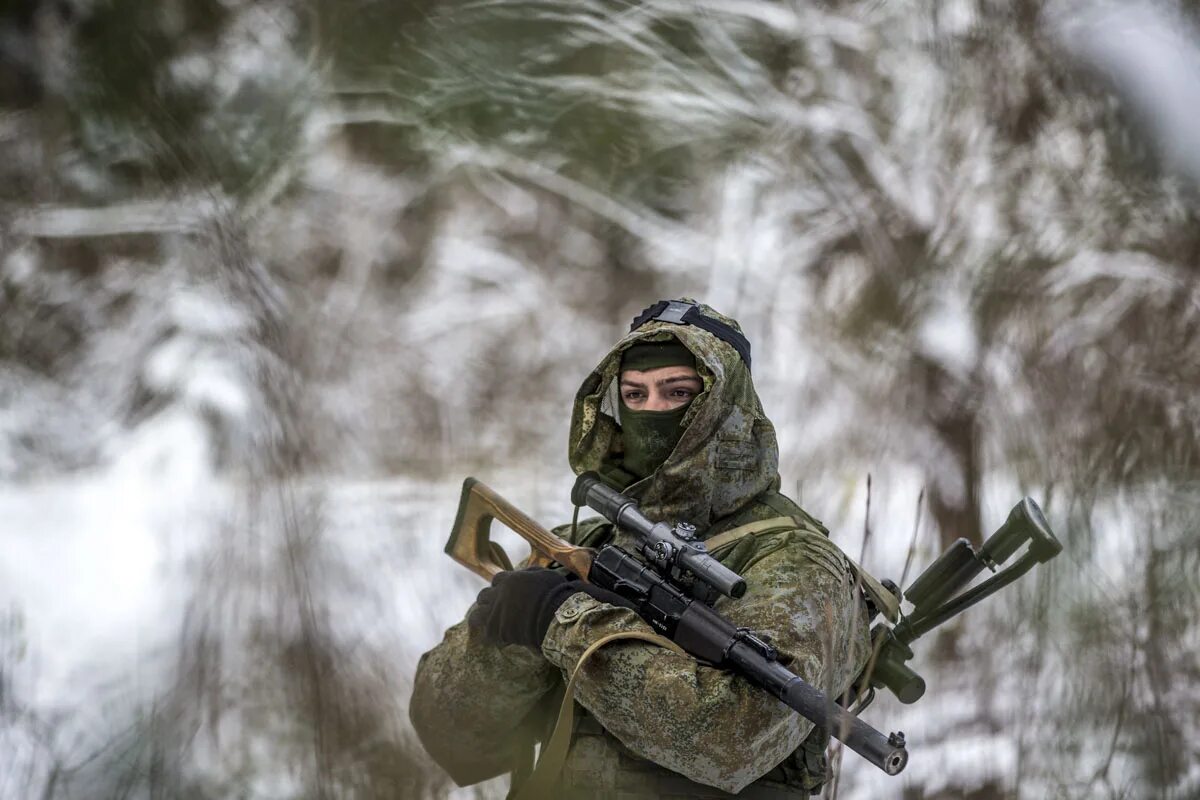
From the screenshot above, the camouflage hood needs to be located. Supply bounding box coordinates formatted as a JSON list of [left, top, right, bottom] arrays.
[[568, 301, 782, 533]]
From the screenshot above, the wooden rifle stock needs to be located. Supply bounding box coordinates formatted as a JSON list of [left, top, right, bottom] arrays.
[[446, 477, 596, 582]]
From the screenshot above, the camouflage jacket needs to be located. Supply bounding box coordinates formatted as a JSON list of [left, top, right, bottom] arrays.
[[410, 302, 872, 796]]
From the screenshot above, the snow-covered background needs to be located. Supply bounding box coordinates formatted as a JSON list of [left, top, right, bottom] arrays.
[[2, 1, 1199, 798]]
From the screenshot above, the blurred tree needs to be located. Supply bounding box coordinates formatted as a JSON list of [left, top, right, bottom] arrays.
[[3, 0, 1199, 797]]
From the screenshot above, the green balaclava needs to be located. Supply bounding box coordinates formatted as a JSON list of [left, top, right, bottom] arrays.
[[617, 341, 697, 480]]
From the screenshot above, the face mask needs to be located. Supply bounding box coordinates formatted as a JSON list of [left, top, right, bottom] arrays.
[[619, 401, 692, 479]]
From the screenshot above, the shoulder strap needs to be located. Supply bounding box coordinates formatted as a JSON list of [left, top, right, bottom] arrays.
[[705, 517, 901, 623], [704, 492, 830, 541], [703, 515, 801, 552]]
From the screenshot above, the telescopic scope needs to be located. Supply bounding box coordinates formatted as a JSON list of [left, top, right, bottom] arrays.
[[572, 472, 747, 599]]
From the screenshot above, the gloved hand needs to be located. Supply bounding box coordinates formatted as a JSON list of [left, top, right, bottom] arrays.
[[467, 567, 637, 649]]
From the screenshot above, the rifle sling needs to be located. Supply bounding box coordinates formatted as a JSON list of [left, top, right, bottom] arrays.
[[705, 516, 900, 623], [509, 630, 688, 800]]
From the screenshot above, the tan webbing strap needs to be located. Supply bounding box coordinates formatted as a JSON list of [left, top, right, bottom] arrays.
[[703, 515, 804, 554], [704, 516, 900, 623], [509, 630, 689, 800], [845, 558, 900, 622]]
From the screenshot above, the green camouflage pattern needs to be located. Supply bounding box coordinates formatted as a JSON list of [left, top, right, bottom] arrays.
[[409, 614, 558, 785], [410, 301, 872, 796]]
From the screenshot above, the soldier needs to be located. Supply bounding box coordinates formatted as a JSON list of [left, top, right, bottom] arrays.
[[410, 300, 872, 798]]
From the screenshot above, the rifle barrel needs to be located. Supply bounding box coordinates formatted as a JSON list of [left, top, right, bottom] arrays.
[[728, 642, 908, 775]]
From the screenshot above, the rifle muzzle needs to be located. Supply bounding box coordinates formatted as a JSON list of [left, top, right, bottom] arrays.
[[979, 496, 1062, 567]]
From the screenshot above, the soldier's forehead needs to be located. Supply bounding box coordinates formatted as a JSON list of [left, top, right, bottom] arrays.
[[619, 366, 699, 377]]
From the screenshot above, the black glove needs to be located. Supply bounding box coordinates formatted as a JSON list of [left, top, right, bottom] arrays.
[[467, 567, 637, 649]]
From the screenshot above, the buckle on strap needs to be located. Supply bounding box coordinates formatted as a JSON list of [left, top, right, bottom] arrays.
[[629, 299, 753, 370], [653, 300, 695, 325]]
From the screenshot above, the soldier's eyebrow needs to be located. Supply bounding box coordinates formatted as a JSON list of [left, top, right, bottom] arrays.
[[655, 375, 702, 387], [620, 378, 648, 390]]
